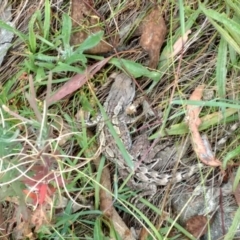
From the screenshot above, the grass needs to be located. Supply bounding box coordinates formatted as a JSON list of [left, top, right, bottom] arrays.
[[1, 0, 240, 239]]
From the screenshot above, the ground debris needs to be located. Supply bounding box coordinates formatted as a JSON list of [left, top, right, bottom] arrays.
[[70, 0, 118, 54]]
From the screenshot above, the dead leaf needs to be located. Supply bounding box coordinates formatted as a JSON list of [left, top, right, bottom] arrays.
[[139, 227, 148, 240], [186, 85, 222, 167], [167, 30, 191, 58], [31, 204, 50, 232], [111, 209, 136, 240], [139, 7, 167, 69], [12, 220, 33, 240], [70, 0, 118, 54], [47, 57, 112, 105], [186, 215, 208, 238]]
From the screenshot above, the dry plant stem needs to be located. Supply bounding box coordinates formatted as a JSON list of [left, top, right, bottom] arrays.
[[26, 74, 42, 122], [2, 105, 32, 123], [45, 72, 52, 109], [155, 138, 189, 231]]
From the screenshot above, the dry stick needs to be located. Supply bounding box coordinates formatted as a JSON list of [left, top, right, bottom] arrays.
[[2, 105, 32, 123]]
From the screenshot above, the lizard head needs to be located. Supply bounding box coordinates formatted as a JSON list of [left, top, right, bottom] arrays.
[[106, 73, 136, 115]]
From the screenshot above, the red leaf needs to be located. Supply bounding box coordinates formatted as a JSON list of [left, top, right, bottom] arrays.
[[23, 183, 55, 205], [38, 183, 48, 204], [23, 189, 38, 203]]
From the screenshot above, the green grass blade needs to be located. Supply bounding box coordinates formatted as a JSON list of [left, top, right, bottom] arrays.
[[52, 63, 84, 73], [110, 58, 160, 81], [98, 103, 134, 170], [150, 108, 238, 139], [93, 218, 104, 240], [171, 99, 240, 109], [233, 166, 240, 191], [178, 0, 185, 35], [201, 7, 240, 37], [65, 53, 87, 65], [36, 35, 55, 48], [229, 44, 237, 66], [225, 0, 240, 18], [0, 20, 27, 42], [35, 53, 58, 62], [224, 207, 240, 240], [75, 31, 104, 53], [122, 200, 163, 239], [94, 156, 105, 210], [61, 14, 72, 48], [223, 145, 240, 169], [200, 4, 240, 54], [216, 37, 227, 99], [210, 19, 240, 54], [28, 11, 39, 53]]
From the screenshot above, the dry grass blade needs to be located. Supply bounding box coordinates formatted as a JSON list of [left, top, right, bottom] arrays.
[[47, 57, 112, 105], [167, 30, 191, 58], [25, 74, 42, 122]]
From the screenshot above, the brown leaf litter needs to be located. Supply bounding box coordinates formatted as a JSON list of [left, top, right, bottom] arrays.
[[186, 215, 209, 238], [186, 85, 222, 167]]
